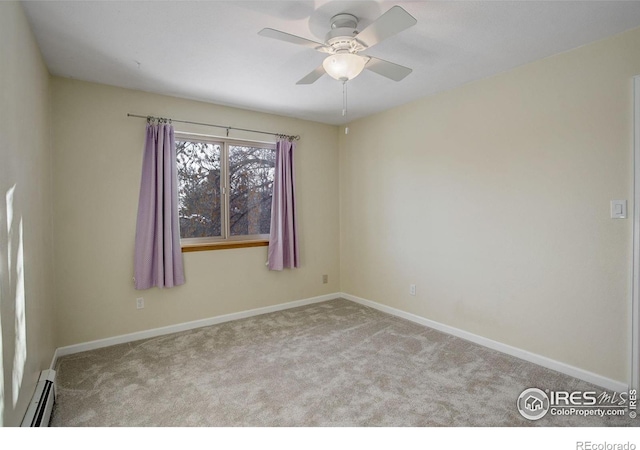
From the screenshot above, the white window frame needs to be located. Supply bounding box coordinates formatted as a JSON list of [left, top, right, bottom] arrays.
[[176, 132, 276, 247]]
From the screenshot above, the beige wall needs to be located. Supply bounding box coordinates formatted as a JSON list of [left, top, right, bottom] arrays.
[[340, 27, 640, 384], [51, 78, 340, 347], [0, 2, 55, 426]]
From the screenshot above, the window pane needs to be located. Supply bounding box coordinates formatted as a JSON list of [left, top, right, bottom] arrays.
[[229, 145, 276, 236], [176, 140, 222, 239]]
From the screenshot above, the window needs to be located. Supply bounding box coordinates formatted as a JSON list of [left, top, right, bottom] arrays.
[[176, 133, 276, 249]]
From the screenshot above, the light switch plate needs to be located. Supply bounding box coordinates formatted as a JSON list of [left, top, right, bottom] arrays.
[[611, 200, 627, 219]]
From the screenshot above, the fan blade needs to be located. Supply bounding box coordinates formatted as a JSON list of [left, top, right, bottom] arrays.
[[365, 57, 412, 81], [355, 6, 417, 49], [258, 28, 328, 52], [296, 65, 326, 85]]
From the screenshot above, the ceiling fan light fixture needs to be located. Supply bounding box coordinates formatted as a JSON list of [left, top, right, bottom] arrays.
[[322, 53, 367, 81]]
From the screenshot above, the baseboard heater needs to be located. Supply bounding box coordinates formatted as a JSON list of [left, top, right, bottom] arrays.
[[21, 369, 56, 427]]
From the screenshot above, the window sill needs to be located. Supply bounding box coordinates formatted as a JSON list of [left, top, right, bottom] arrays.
[[181, 239, 269, 253]]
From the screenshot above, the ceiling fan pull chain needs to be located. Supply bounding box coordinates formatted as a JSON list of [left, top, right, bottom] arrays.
[[342, 80, 347, 117]]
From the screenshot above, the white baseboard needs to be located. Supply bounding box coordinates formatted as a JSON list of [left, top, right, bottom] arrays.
[[49, 348, 59, 370], [341, 292, 628, 393], [51, 293, 341, 367]]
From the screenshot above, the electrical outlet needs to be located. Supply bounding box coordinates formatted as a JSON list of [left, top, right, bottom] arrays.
[[409, 284, 416, 296], [136, 297, 144, 309], [322, 274, 328, 284]]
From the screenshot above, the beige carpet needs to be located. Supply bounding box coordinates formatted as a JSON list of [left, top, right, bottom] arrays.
[[51, 299, 636, 426]]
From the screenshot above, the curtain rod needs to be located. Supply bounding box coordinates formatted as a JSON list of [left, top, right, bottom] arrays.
[[126, 113, 300, 141]]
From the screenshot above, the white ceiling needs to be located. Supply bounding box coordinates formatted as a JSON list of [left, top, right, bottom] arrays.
[[22, 1, 640, 125]]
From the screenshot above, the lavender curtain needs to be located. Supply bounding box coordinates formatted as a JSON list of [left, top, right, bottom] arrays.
[[134, 121, 185, 289], [268, 139, 299, 270]]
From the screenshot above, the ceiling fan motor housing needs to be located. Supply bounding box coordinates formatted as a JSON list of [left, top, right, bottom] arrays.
[[326, 13, 365, 53]]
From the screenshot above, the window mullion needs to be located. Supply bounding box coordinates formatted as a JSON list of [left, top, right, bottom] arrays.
[[223, 142, 231, 240]]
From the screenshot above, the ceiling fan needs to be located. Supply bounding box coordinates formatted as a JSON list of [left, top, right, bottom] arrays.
[[258, 5, 417, 85]]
